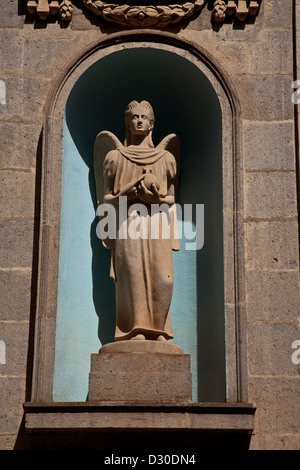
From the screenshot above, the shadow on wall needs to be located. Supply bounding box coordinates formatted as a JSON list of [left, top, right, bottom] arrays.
[[64, 47, 225, 401], [90, 196, 116, 345]]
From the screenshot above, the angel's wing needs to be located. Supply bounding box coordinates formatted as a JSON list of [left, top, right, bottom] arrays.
[[157, 134, 181, 252], [94, 130, 122, 208], [157, 133, 180, 195]]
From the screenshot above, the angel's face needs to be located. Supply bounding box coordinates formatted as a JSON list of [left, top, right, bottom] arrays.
[[127, 106, 154, 136]]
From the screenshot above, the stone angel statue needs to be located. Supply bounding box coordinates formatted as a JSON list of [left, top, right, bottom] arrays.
[[94, 100, 180, 343]]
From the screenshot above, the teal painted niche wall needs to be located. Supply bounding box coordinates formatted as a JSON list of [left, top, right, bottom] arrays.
[[53, 47, 225, 402]]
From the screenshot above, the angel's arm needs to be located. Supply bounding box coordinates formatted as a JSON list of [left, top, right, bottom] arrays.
[[103, 180, 135, 204], [160, 183, 175, 205], [104, 175, 147, 205], [155, 151, 176, 205]]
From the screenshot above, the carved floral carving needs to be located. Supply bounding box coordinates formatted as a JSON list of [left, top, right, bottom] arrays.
[[83, 0, 205, 27], [26, 0, 262, 25]]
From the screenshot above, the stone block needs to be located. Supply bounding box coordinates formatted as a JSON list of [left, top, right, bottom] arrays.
[[21, 36, 81, 74], [0, 29, 23, 72], [246, 270, 300, 322], [250, 433, 300, 450], [0, 377, 25, 433], [248, 377, 300, 435], [0, 0, 24, 27], [250, 30, 293, 75], [248, 323, 300, 376], [264, 0, 292, 30], [0, 170, 35, 218], [245, 171, 297, 219], [234, 75, 293, 121], [214, 41, 250, 76], [243, 121, 295, 170], [0, 269, 32, 321], [0, 219, 34, 268], [184, 32, 250, 76], [0, 434, 17, 451], [88, 343, 192, 402], [0, 123, 41, 168], [0, 322, 29, 376], [0, 76, 50, 123], [244, 221, 299, 270]]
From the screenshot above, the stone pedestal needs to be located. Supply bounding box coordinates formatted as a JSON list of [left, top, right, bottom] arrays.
[[88, 341, 192, 403]]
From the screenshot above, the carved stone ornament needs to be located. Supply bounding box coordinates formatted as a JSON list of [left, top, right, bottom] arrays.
[[27, 0, 262, 26], [82, 0, 205, 27], [213, 0, 261, 22], [27, 0, 73, 21]]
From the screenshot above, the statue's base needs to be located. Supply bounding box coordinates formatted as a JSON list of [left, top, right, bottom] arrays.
[[99, 339, 184, 355], [88, 340, 192, 403]]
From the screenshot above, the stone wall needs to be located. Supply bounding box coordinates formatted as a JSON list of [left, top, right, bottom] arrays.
[[0, 0, 299, 450]]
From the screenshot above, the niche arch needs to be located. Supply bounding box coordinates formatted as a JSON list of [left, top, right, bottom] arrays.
[[30, 32, 247, 405]]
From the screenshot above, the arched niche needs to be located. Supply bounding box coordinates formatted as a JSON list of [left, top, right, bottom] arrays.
[[31, 32, 247, 405]]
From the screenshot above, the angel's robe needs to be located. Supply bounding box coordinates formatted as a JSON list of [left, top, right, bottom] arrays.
[[103, 145, 179, 341]]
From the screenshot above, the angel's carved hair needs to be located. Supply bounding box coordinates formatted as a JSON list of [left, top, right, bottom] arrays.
[[124, 100, 155, 147], [125, 100, 155, 124]]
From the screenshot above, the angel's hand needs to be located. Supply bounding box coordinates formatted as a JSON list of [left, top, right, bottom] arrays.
[[137, 180, 161, 204], [118, 175, 146, 199]]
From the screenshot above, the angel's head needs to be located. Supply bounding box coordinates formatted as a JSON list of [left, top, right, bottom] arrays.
[[124, 100, 155, 147]]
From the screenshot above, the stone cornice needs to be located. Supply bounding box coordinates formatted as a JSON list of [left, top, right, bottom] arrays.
[[24, 401, 256, 433], [26, 0, 262, 27]]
